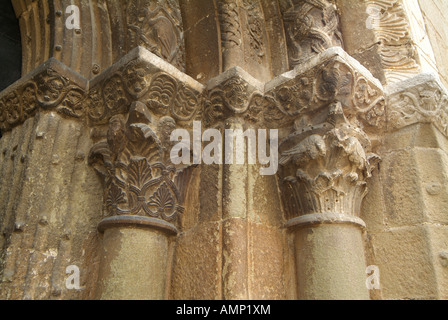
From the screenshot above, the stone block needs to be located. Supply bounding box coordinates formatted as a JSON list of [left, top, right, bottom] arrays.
[[371, 225, 439, 299], [249, 223, 288, 300], [381, 149, 426, 227], [170, 222, 221, 300]]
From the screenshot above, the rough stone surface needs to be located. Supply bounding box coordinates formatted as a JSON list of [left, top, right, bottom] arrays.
[[0, 0, 448, 301]]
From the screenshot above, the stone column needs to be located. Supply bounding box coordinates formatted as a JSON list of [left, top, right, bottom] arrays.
[[95, 220, 174, 300], [85, 46, 203, 300], [89, 102, 187, 299], [279, 102, 373, 300], [201, 66, 290, 299], [0, 57, 103, 300], [273, 48, 385, 299]]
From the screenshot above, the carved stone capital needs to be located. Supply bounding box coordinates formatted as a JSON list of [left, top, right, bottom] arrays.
[[88, 101, 194, 234], [83, 47, 204, 234], [0, 46, 204, 233], [278, 102, 379, 223], [273, 48, 384, 226], [266, 47, 386, 134], [386, 73, 448, 137]]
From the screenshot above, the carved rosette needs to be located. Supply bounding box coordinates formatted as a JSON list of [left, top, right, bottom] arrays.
[[89, 101, 192, 234], [387, 73, 448, 137]]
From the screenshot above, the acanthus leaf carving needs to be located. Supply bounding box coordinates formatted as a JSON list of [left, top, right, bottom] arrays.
[[106, 182, 128, 216], [88, 101, 190, 226], [278, 101, 379, 220]]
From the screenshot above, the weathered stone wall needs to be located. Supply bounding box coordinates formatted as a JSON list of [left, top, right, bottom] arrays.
[[0, 113, 103, 299], [0, 0, 447, 300]]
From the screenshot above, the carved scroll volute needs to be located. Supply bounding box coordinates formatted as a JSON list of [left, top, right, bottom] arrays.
[[88, 101, 188, 233], [278, 101, 379, 221]]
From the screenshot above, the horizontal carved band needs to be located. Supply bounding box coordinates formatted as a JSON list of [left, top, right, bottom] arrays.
[[98, 215, 178, 235], [3, 40, 447, 143], [0, 47, 386, 135], [386, 73, 448, 137], [285, 212, 366, 230], [204, 47, 385, 133], [0, 58, 87, 132], [0, 47, 204, 133]]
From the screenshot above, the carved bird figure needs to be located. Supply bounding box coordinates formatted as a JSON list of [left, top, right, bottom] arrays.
[[333, 132, 367, 171], [280, 134, 327, 167]]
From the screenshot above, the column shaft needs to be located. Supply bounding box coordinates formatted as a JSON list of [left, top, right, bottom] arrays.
[[96, 226, 171, 300]]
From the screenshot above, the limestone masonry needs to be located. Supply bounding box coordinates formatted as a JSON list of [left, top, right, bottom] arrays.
[[0, 0, 447, 300]]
